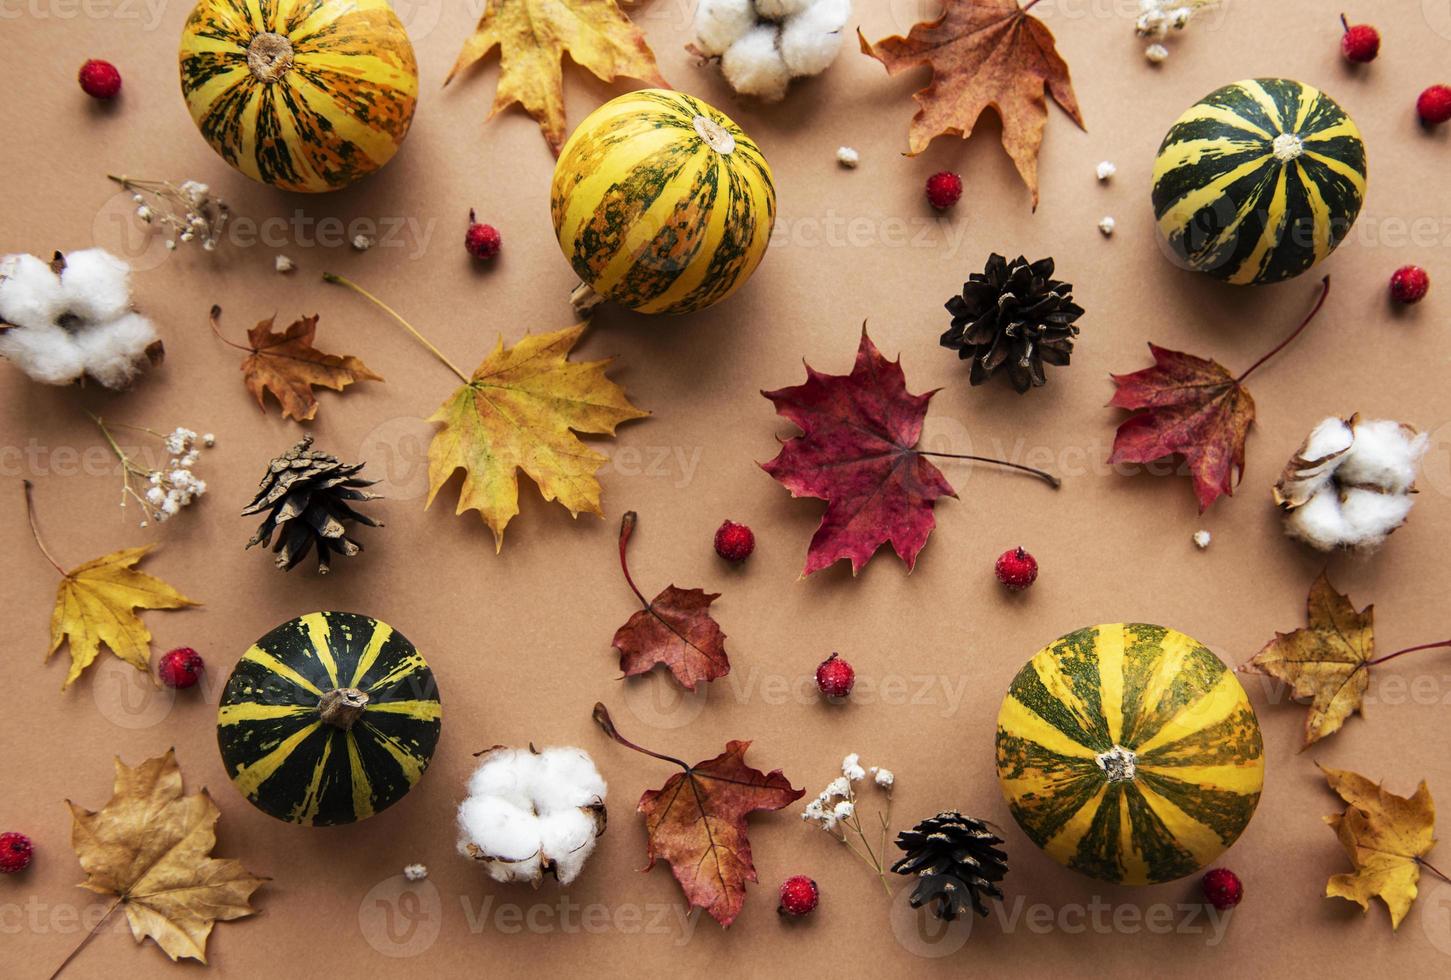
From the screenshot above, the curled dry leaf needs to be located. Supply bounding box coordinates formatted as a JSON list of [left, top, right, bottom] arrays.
[[210, 306, 382, 422], [594, 704, 803, 926], [61, 750, 266, 971], [1321, 765, 1440, 930], [611, 511, 729, 690], [446, 0, 669, 154], [1243, 573, 1371, 748], [859, 0, 1084, 208]]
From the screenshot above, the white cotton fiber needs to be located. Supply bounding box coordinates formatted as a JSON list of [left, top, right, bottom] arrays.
[[722, 23, 791, 101], [1277, 415, 1427, 552], [0, 323, 87, 386], [780, 0, 850, 76], [457, 746, 606, 886], [71, 312, 157, 389], [59, 249, 132, 324], [0, 253, 64, 327], [694, 0, 757, 56]]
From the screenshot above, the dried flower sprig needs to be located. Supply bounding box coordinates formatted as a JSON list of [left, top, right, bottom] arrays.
[[108, 175, 230, 252], [88, 413, 213, 526], [802, 754, 895, 896], [1135, 0, 1219, 63]]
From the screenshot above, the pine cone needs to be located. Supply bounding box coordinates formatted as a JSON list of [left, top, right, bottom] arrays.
[[891, 811, 1008, 921], [942, 254, 1084, 393], [243, 436, 382, 573]]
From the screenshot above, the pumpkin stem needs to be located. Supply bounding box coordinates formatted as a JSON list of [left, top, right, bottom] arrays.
[[319, 687, 370, 729], [692, 115, 736, 155], [247, 32, 294, 83]]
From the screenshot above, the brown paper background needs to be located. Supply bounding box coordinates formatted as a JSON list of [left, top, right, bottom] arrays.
[[4, 1, 1451, 976]]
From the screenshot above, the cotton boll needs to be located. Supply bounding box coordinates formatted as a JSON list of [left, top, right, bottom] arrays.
[[1301, 416, 1355, 462], [779, 0, 850, 77], [60, 249, 133, 324], [757, 0, 813, 18], [693, 0, 756, 56], [72, 311, 157, 390], [722, 25, 791, 101], [0, 323, 87, 386], [457, 746, 607, 886], [0, 253, 65, 328], [1336, 420, 1427, 494]]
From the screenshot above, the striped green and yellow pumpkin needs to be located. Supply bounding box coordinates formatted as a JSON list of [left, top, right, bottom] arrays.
[[995, 624, 1264, 885], [550, 90, 776, 316], [218, 612, 442, 826], [1152, 78, 1366, 285], [179, 0, 418, 193]]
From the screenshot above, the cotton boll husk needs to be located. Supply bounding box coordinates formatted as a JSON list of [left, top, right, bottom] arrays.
[[693, 0, 756, 56], [780, 0, 852, 76], [0, 253, 65, 328], [757, 0, 814, 18], [60, 249, 133, 324], [1336, 420, 1427, 494], [72, 311, 157, 390], [722, 24, 791, 100], [0, 323, 87, 385]]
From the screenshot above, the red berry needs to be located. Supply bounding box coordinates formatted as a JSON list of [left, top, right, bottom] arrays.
[[1390, 265, 1430, 305], [465, 211, 502, 261], [158, 647, 204, 689], [815, 653, 855, 699], [1339, 17, 1380, 64], [925, 171, 963, 210], [777, 875, 819, 916], [78, 59, 122, 100], [994, 547, 1038, 591], [713, 520, 755, 562], [1418, 85, 1451, 126], [1201, 868, 1243, 910], [0, 833, 33, 874]]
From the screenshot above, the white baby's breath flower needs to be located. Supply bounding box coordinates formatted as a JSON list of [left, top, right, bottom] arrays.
[[1096, 160, 1117, 181], [824, 776, 850, 799], [836, 146, 859, 168], [832, 801, 854, 820], [871, 767, 894, 789], [841, 754, 866, 781], [403, 863, 428, 881]]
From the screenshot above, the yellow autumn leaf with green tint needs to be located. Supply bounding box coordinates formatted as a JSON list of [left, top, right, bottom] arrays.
[[1322, 765, 1438, 929], [49, 545, 199, 689], [426, 323, 648, 549]]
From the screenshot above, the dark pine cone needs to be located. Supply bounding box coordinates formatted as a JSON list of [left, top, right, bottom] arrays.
[[891, 811, 1008, 921], [243, 436, 382, 573], [942, 253, 1084, 393]]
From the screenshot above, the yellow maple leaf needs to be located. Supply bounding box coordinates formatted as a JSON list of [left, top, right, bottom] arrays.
[[445, 0, 670, 153], [1321, 765, 1439, 929], [49, 545, 200, 689], [64, 750, 266, 967], [1243, 572, 1373, 747], [426, 323, 648, 549]]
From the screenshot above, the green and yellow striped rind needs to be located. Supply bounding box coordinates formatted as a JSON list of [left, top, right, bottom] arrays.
[[179, 0, 418, 193], [218, 612, 442, 826], [1152, 78, 1366, 286], [995, 624, 1264, 885], [550, 89, 776, 316]]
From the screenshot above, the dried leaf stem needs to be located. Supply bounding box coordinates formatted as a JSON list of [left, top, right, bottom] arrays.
[[323, 273, 469, 383]]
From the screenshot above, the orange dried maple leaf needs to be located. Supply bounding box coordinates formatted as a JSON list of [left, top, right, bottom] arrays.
[[611, 512, 728, 690], [210, 306, 382, 422], [594, 704, 803, 927], [859, 0, 1084, 208]]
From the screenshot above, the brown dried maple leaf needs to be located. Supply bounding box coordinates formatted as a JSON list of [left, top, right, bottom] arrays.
[[611, 512, 728, 690], [210, 306, 382, 422], [446, 0, 670, 154], [1108, 276, 1331, 512], [594, 704, 803, 926], [859, 0, 1084, 208], [61, 750, 266, 970]]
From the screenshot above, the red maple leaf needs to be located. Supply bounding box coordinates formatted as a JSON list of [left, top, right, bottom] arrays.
[[1108, 277, 1332, 512], [762, 330, 957, 576], [594, 704, 804, 927], [611, 512, 728, 690]]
